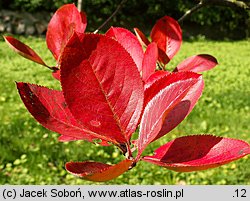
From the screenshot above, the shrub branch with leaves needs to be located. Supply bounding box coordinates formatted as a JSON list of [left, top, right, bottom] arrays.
[[3, 4, 250, 182]]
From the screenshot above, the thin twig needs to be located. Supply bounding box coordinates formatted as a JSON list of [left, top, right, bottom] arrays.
[[178, 0, 249, 23], [94, 0, 128, 33], [178, 1, 205, 23], [205, 0, 249, 10], [77, 0, 83, 12]]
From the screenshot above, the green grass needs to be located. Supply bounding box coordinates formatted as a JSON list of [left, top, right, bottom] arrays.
[[0, 36, 249, 184]]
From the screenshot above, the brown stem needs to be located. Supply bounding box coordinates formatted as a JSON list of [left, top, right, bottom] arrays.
[[117, 143, 128, 156], [94, 0, 128, 33], [178, 0, 249, 23], [50, 66, 59, 71], [125, 143, 133, 160]]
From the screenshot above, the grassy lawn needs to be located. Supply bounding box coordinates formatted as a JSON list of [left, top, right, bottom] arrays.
[[0, 36, 249, 184]]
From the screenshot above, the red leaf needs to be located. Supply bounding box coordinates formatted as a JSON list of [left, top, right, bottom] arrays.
[[65, 159, 133, 182], [175, 54, 218, 73], [144, 70, 170, 90], [137, 72, 201, 157], [144, 72, 202, 108], [158, 49, 170, 65], [150, 16, 182, 63], [4, 36, 47, 66], [155, 76, 204, 141], [106, 27, 144, 72], [134, 28, 150, 48], [142, 42, 158, 81], [60, 33, 144, 145], [52, 69, 60, 80], [143, 72, 203, 142], [46, 4, 87, 61], [16, 82, 110, 145], [143, 135, 250, 172]]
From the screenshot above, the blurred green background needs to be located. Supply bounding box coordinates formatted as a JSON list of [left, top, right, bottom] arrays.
[[0, 0, 249, 39], [0, 36, 249, 184], [0, 0, 249, 184]]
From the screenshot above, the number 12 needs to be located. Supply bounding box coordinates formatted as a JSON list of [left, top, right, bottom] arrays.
[[235, 189, 247, 198]]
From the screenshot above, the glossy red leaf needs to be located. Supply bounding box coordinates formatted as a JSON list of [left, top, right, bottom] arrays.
[[142, 42, 158, 81], [60, 33, 144, 145], [175, 54, 218, 73], [106, 27, 144, 72], [137, 72, 201, 157], [134, 28, 150, 48], [144, 70, 170, 90], [143, 135, 250, 172], [133, 72, 202, 147], [4, 36, 47, 67], [150, 16, 182, 63], [46, 4, 87, 61], [65, 159, 133, 182], [144, 72, 202, 108], [16, 82, 110, 145], [143, 72, 203, 142], [155, 76, 204, 141]]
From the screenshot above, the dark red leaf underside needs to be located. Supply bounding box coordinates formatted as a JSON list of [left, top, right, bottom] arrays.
[[150, 16, 182, 63], [143, 135, 250, 172], [4, 36, 47, 66], [137, 72, 201, 157], [134, 28, 150, 48], [46, 4, 87, 61], [135, 72, 203, 146], [142, 42, 158, 81], [106, 27, 144, 72], [155, 76, 204, 141], [65, 159, 133, 182], [60, 33, 144, 145], [16, 82, 110, 145], [144, 72, 201, 108], [175, 54, 218, 73], [158, 49, 170, 65], [143, 72, 203, 142]]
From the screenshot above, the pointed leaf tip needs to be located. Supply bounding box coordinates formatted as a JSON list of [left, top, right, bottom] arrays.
[[4, 36, 47, 66], [65, 159, 133, 182], [134, 28, 150, 48], [143, 135, 250, 172], [16, 82, 110, 145], [175, 54, 218, 73]]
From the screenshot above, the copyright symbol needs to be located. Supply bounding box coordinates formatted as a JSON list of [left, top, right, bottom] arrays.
[[3, 189, 16, 199]]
